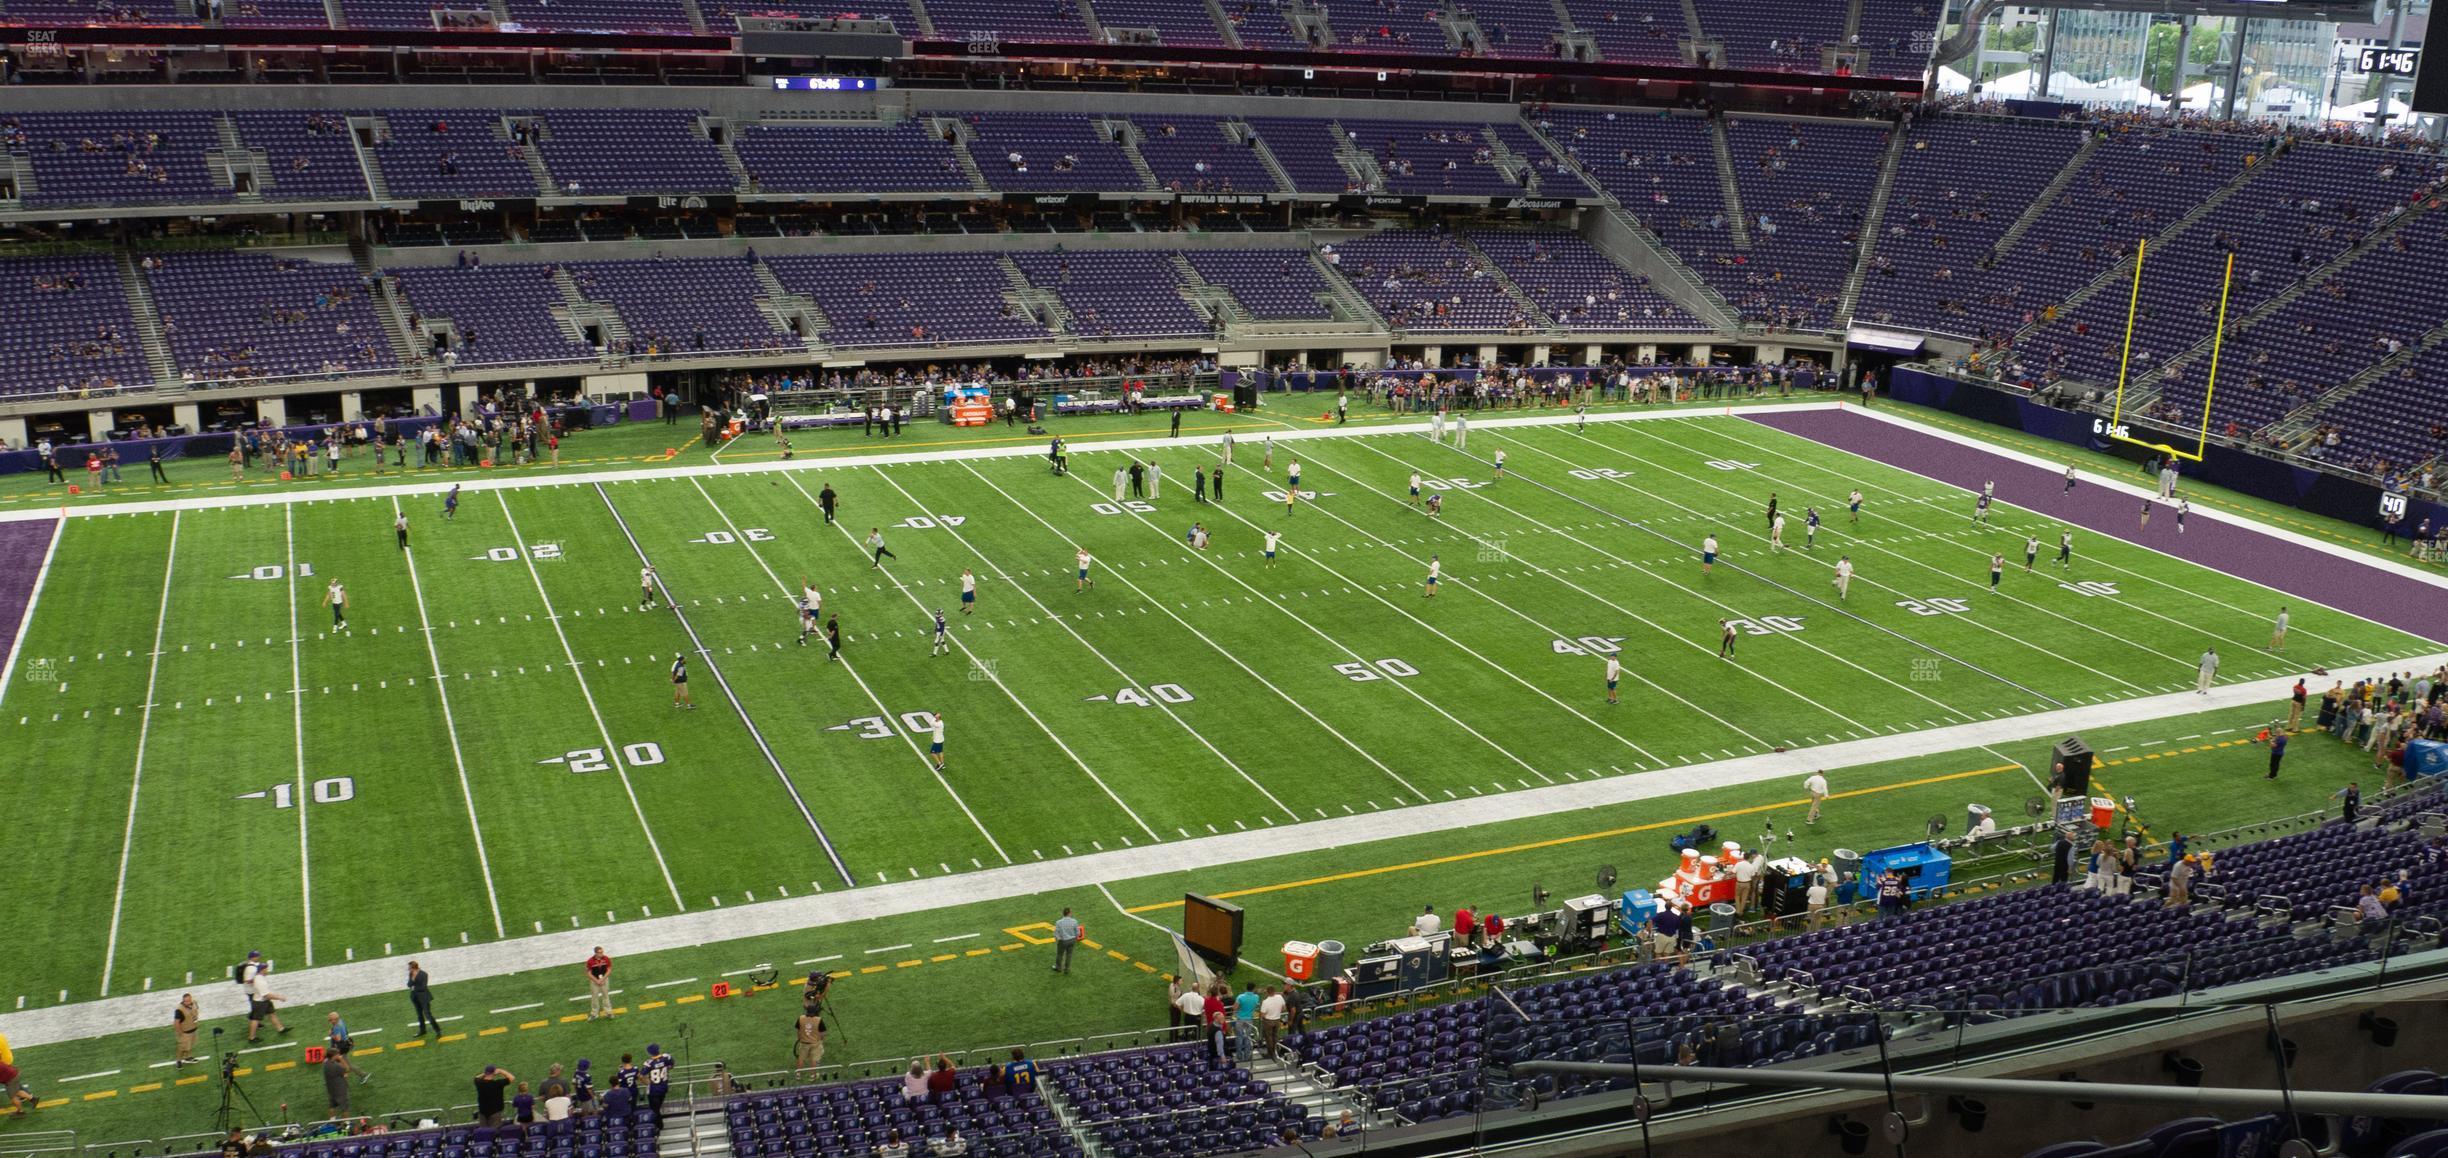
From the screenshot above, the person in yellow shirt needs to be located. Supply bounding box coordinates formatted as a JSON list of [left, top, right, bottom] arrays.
[[0, 1028, 35, 1110]]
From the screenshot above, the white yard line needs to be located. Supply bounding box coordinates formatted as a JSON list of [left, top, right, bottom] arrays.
[[0, 515, 63, 708], [286, 505, 315, 966], [99, 511, 179, 997], [1503, 425, 2126, 699], [611, 480, 856, 884], [1318, 437, 1918, 737], [1838, 403, 2448, 598], [862, 465, 1302, 823], [393, 497, 507, 939], [959, 462, 1430, 804], [0, 404, 1834, 527], [1197, 452, 1662, 769], [791, 483, 1162, 846], [1049, 463, 1558, 784], [1698, 416, 2403, 655], [496, 490, 686, 911], [706, 476, 1011, 867], [10, 648, 2443, 1048], [1625, 419, 2279, 664]]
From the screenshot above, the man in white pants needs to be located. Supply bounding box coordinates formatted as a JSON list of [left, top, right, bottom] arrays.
[[1431, 409, 1446, 443], [1113, 465, 1128, 502], [1454, 413, 1469, 450], [2195, 648, 2219, 694]]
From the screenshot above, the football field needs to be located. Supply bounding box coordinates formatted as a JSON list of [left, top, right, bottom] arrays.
[[5, 408, 2434, 1011]]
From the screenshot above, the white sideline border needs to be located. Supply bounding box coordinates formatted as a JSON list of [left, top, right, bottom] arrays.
[[4, 399, 2443, 601], [5, 399, 2446, 1049]]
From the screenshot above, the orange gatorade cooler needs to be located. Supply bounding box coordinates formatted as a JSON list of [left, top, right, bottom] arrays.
[[2091, 797, 2116, 829], [1283, 940, 1319, 981]]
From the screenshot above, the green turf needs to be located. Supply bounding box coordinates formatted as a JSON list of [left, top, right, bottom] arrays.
[[6, 413, 2434, 1012], [0, 697, 2400, 1142]]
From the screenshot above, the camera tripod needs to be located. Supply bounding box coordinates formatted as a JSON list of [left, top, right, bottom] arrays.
[[214, 1058, 263, 1134], [803, 979, 847, 1051]]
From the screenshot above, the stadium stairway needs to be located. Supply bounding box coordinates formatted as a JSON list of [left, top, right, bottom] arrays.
[[1707, 117, 1753, 249], [1198, 0, 1242, 48], [751, 261, 832, 355], [931, 118, 993, 193], [1227, 121, 1297, 196], [1834, 126, 1907, 327], [1326, 122, 1384, 192], [1248, 1052, 1375, 1135], [1454, 231, 1560, 331], [2125, 197, 2442, 406], [1989, 132, 2104, 259], [658, 1101, 733, 1158], [1102, 119, 1163, 192], [115, 251, 180, 389], [2001, 145, 2276, 349]]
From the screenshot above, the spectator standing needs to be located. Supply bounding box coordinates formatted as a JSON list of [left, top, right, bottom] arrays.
[[1050, 908, 1081, 974], [2334, 781, 2362, 824], [1203, 985, 1231, 1065], [407, 961, 440, 1035], [2266, 730, 2290, 780], [1172, 982, 1204, 1043], [172, 993, 200, 1066], [538, 1065, 573, 1121], [643, 1045, 672, 1122], [1804, 770, 1828, 824], [1647, 902, 1685, 964], [1258, 986, 1286, 1055], [1805, 876, 1830, 931], [474, 1065, 516, 1127], [2166, 854, 2197, 907], [584, 947, 615, 1019], [1451, 903, 1476, 946], [2288, 679, 2308, 729], [1876, 870, 1908, 918], [1232, 982, 1260, 1062]]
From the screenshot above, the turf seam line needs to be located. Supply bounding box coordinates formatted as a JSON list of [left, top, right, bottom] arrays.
[[603, 481, 856, 887], [496, 490, 688, 910], [99, 511, 178, 997], [393, 496, 508, 939]]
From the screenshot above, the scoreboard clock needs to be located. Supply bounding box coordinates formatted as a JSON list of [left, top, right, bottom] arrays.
[[2358, 46, 2422, 77]]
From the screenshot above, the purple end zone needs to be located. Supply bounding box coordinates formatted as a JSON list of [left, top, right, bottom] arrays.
[[1746, 408, 2448, 646], [0, 519, 61, 668]]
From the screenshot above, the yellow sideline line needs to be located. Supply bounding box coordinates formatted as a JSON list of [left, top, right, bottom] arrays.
[[1124, 762, 2022, 913]]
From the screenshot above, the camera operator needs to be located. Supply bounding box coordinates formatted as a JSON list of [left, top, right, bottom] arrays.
[[792, 1004, 827, 1079]]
